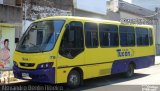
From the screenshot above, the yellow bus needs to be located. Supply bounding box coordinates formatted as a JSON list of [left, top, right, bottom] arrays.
[[13, 16, 155, 87]]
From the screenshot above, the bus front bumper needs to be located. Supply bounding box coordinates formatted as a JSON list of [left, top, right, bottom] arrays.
[[13, 66, 55, 83]]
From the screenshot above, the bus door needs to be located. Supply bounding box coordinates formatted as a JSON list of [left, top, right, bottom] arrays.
[[57, 21, 85, 68]]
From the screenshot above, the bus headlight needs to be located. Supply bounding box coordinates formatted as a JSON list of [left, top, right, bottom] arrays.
[[37, 62, 53, 69]]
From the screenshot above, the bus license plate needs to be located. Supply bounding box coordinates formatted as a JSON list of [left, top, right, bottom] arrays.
[[22, 73, 31, 79]]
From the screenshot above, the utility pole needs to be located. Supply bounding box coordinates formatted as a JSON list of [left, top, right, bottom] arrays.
[[155, 7, 160, 55], [23, 0, 27, 34]]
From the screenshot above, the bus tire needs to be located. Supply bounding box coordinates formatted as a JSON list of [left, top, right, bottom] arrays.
[[124, 64, 134, 78], [67, 70, 81, 88]]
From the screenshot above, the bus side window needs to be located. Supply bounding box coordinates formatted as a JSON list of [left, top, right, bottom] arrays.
[[149, 29, 153, 45], [84, 22, 98, 48], [119, 26, 135, 47], [136, 28, 149, 46], [99, 24, 119, 47], [59, 21, 84, 59]]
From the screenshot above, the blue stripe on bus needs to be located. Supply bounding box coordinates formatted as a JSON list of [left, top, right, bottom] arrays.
[[13, 66, 55, 83], [111, 55, 155, 74]]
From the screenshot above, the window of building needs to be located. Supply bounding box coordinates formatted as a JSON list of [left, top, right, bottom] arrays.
[[136, 28, 149, 46], [119, 26, 135, 46], [84, 22, 98, 48], [99, 24, 119, 47]]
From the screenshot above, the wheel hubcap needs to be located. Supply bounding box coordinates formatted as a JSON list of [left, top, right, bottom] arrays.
[[70, 75, 78, 85]]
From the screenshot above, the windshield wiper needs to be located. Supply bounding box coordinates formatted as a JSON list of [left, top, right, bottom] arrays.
[[29, 43, 43, 53]]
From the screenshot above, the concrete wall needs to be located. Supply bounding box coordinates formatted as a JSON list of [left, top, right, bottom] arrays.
[[0, 4, 22, 23], [3, 0, 15, 6], [0, 4, 22, 38], [120, 11, 145, 19], [155, 21, 160, 55], [74, 9, 108, 19], [74, 9, 120, 21]]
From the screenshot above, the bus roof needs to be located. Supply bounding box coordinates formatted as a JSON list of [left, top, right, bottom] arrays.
[[35, 16, 153, 29]]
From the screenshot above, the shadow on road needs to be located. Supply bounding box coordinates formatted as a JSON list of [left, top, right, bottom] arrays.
[[3, 73, 149, 91], [66, 73, 149, 91]]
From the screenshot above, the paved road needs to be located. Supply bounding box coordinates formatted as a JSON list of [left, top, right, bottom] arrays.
[[1, 64, 160, 91]]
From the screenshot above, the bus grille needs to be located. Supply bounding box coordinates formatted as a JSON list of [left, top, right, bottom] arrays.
[[20, 63, 35, 67]]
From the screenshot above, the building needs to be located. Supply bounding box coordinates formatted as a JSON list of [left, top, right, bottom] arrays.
[[0, 0, 22, 40]]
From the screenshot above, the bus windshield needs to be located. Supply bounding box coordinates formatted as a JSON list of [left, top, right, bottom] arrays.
[[16, 20, 65, 53]]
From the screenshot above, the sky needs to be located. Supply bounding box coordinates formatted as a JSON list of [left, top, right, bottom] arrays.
[[132, 0, 160, 11], [123, 0, 160, 11], [114, 0, 160, 11]]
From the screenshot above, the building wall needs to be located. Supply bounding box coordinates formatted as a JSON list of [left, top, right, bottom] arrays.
[[1, 0, 21, 6], [106, 11, 120, 21], [74, 9, 120, 21], [120, 11, 147, 21], [0, 4, 22, 38], [3, 0, 15, 6], [0, 4, 22, 23], [74, 9, 108, 19]]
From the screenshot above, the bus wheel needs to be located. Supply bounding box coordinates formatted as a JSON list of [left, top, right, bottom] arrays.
[[67, 70, 81, 88], [124, 64, 134, 78]]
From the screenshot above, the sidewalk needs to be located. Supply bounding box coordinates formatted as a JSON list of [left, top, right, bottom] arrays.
[[0, 71, 17, 85], [155, 56, 160, 65]]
